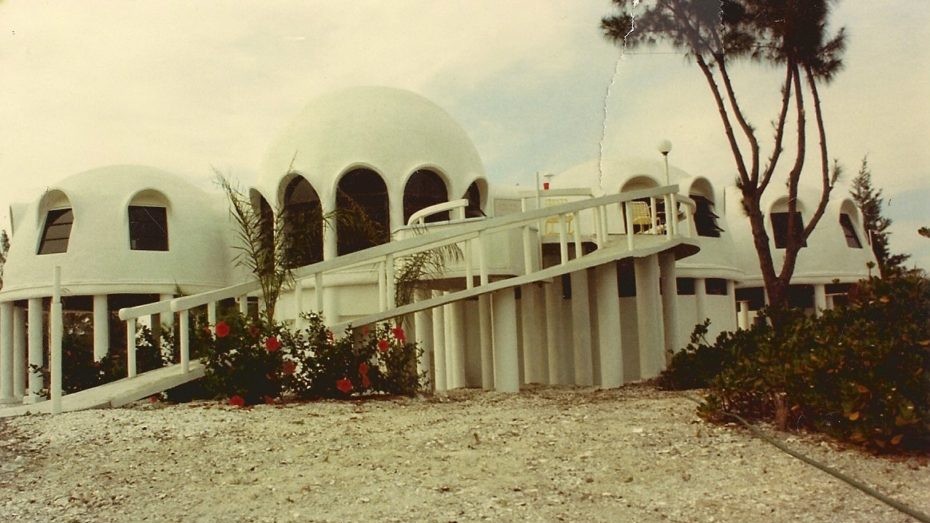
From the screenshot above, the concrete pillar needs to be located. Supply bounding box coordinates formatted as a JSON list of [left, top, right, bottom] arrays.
[[13, 307, 26, 400], [570, 270, 594, 386], [159, 293, 175, 329], [544, 279, 567, 385], [814, 283, 827, 317], [322, 198, 337, 261], [492, 288, 519, 393], [448, 300, 466, 389], [695, 277, 707, 325], [431, 292, 447, 392], [93, 294, 110, 361], [520, 284, 547, 384], [635, 255, 665, 379], [737, 301, 750, 330], [595, 263, 623, 388], [478, 294, 494, 390], [659, 252, 679, 360], [27, 298, 44, 403], [413, 289, 433, 388], [0, 301, 14, 404]]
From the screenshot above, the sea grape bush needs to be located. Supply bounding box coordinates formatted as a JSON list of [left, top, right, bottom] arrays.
[[659, 275, 930, 453]]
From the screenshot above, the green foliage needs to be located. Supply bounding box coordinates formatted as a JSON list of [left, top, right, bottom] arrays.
[[0, 228, 9, 290], [672, 276, 930, 453], [656, 319, 766, 391]]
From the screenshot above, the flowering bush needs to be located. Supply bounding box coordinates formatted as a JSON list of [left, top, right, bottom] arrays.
[[281, 312, 422, 399], [196, 311, 423, 404], [198, 314, 286, 406]]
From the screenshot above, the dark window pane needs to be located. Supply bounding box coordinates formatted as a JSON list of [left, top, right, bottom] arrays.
[[38, 209, 73, 254], [617, 260, 636, 297], [692, 195, 723, 237], [770, 211, 806, 249], [676, 277, 695, 295], [129, 206, 168, 251], [404, 170, 448, 224], [735, 287, 765, 310], [464, 182, 484, 218], [839, 214, 862, 248], [283, 177, 323, 268], [706, 278, 728, 295], [337, 169, 389, 256], [787, 285, 814, 308]]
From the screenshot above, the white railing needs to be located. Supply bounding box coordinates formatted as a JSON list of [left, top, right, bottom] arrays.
[[116, 185, 692, 384], [406, 198, 469, 226]]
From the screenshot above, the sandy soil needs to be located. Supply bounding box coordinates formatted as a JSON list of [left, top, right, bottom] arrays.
[[1, 384, 928, 523]]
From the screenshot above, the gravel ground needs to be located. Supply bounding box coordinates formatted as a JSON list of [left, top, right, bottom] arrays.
[[1, 384, 927, 522]]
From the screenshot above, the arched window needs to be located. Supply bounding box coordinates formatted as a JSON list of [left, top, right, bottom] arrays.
[[689, 180, 722, 237], [620, 176, 665, 230], [838, 201, 862, 248], [464, 180, 486, 218], [770, 198, 806, 249], [128, 190, 169, 251], [403, 169, 448, 224], [250, 190, 275, 272], [337, 168, 389, 255], [37, 190, 73, 255], [282, 176, 322, 267]]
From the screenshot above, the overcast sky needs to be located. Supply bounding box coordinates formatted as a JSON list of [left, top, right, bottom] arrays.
[[2, 1, 928, 269]]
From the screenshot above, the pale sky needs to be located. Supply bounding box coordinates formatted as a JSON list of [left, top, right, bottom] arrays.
[[2, 1, 928, 269]]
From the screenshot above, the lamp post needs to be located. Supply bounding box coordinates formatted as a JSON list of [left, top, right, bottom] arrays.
[[657, 139, 672, 185]]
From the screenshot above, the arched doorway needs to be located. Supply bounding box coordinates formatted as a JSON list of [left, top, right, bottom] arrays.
[[336, 168, 390, 255], [403, 169, 449, 224]]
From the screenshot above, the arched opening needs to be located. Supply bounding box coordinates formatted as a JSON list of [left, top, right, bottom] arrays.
[[770, 197, 807, 249], [689, 178, 723, 238], [336, 168, 389, 255], [620, 176, 664, 232], [403, 169, 449, 224], [250, 189, 276, 273], [838, 200, 863, 248], [37, 189, 73, 255], [464, 179, 486, 218], [128, 189, 169, 251], [282, 176, 323, 267]]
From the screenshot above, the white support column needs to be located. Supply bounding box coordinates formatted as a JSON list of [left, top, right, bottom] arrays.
[[179, 309, 190, 373], [659, 252, 680, 362], [520, 284, 547, 385], [738, 301, 750, 330], [570, 270, 594, 386], [27, 298, 44, 403], [413, 289, 433, 388], [635, 255, 665, 379], [126, 318, 137, 378], [695, 277, 707, 325], [595, 263, 623, 389], [814, 284, 827, 317], [93, 294, 109, 361], [0, 301, 14, 404], [491, 288, 519, 393], [238, 295, 249, 316], [207, 301, 217, 325], [13, 307, 26, 400], [431, 292, 447, 392], [544, 279, 569, 385], [160, 293, 175, 329], [50, 267, 63, 414], [323, 198, 337, 261], [448, 299, 466, 389], [478, 294, 494, 390]]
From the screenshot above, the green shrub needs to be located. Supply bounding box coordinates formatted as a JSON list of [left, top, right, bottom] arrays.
[[697, 275, 930, 453], [657, 319, 768, 390]]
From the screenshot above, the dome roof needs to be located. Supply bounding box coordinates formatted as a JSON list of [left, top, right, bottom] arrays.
[[552, 157, 698, 196], [259, 86, 485, 207], [0, 165, 233, 300]]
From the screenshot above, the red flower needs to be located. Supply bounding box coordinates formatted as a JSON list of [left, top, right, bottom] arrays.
[[264, 336, 281, 352], [248, 324, 261, 338], [215, 321, 230, 338], [282, 360, 297, 375], [336, 377, 354, 394], [391, 326, 406, 343], [229, 395, 245, 407], [377, 339, 390, 352]]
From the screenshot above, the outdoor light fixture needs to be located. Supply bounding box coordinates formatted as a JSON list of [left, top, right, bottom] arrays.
[[658, 139, 672, 185]]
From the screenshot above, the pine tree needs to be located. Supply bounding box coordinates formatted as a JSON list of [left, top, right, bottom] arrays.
[[849, 157, 909, 277]]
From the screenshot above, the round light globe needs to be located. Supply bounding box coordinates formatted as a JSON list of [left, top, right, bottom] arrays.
[[657, 139, 672, 155]]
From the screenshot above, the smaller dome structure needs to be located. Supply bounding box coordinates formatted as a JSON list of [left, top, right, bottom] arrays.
[[0, 165, 231, 300]]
